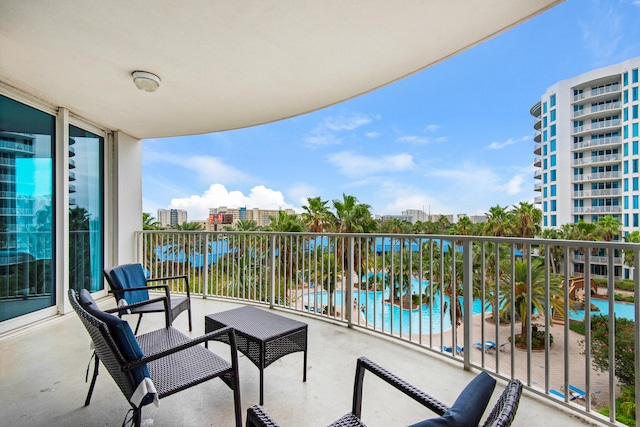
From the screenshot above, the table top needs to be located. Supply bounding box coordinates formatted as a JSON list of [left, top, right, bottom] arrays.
[[205, 306, 307, 341]]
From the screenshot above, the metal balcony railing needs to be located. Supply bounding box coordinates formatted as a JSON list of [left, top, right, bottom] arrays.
[[572, 154, 621, 166], [572, 84, 621, 102], [573, 136, 621, 150], [137, 230, 640, 427]]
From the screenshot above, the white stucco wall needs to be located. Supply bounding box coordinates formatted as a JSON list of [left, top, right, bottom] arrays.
[[111, 131, 142, 266]]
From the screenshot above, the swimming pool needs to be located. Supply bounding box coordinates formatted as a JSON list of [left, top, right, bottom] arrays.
[[569, 298, 635, 321], [302, 287, 488, 335]]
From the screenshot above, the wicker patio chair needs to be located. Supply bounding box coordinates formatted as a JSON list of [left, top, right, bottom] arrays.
[[246, 356, 523, 427], [69, 289, 242, 427], [103, 263, 192, 333]]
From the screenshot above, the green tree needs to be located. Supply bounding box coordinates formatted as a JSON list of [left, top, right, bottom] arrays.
[[494, 258, 565, 339], [511, 201, 542, 238], [235, 219, 259, 231], [301, 196, 332, 232], [451, 216, 473, 236], [587, 314, 635, 386], [142, 212, 162, 230], [173, 221, 204, 230], [623, 231, 640, 268], [595, 215, 622, 242], [426, 243, 466, 326], [484, 204, 512, 237]]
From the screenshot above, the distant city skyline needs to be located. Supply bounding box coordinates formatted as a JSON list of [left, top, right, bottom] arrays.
[[142, 0, 640, 221]]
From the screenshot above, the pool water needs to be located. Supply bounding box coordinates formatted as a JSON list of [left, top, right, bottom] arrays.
[[569, 298, 635, 321], [302, 280, 636, 334], [302, 286, 488, 334]]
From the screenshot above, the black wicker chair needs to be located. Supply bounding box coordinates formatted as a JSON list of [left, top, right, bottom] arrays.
[[246, 357, 523, 427], [69, 289, 242, 427], [103, 263, 192, 333]]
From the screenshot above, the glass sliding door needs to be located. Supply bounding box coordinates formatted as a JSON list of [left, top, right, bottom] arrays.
[[68, 125, 103, 292], [0, 95, 55, 321]]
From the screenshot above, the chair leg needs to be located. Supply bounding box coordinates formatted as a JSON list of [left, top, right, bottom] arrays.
[[188, 307, 192, 331], [134, 408, 142, 427], [85, 353, 100, 406], [134, 314, 143, 335]]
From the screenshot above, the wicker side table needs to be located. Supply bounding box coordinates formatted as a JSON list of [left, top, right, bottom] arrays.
[[205, 306, 308, 405]]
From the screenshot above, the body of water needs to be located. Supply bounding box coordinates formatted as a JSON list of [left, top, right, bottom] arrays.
[[569, 298, 635, 321], [302, 280, 636, 334]]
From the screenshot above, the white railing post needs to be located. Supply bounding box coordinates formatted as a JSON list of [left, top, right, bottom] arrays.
[[203, 233, 210, 299], [462, 239, 473, 370], [270, 234, 276, 309], [347, 235, 354, 328]]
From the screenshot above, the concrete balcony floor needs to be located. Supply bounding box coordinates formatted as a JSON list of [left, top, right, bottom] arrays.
[[1, 296, 602, 427]]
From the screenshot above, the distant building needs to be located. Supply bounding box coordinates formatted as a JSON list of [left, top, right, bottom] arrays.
[[209, 206, 295, 228], [401, 209, 429, 223], [379, 214, 413, 223], [157, 208, 187, 227], [456, 214, 487, 223]]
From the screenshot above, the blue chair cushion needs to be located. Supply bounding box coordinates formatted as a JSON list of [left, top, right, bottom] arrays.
[[409, 371, 496, 427], [78, 289, 154, 406], [107, 263, 149, 305]]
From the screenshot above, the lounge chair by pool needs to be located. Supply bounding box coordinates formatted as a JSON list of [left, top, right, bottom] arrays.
[[443, 345, 464, 355], [474, 341, 496, 353]]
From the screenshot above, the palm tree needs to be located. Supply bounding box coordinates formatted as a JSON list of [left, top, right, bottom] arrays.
[[235, 219, 259, 231], [332, 193, 377, 270], [511, 201, 542, 239], [623, 230, 640, 268], [265, 211, 305, 301], [437, 215, 451, 233], [484, 204, 512, 237], [595, 215, 622, 242], [539, 228, 564, 275], [385, 247, 421, 307], [427, 243, 465, 326], [495, 258, 565, 339], [301, 196, 332, 232], [142, 212, 162, 230]]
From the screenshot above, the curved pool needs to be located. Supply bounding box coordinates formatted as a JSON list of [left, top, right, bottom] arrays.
[[302, 288, 488, 334]]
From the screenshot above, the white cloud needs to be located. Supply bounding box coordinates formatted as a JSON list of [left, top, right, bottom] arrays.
[[287, 183, 322, 209], [423, 162, 532, 215], [327, 151, 415, 177], [144, 149, 250, 184], [323, 113, 373, 131], [376, 181, 450, 216], [496, 173, 525, 196], [424, 124, 440, 132], [396, 135, 433, 145], [365, 132, 381, 138], [304, 112, 376, 147], [169, 184, 295, 220], [303, 134, 342, 146], [485, 136, 529, 150]]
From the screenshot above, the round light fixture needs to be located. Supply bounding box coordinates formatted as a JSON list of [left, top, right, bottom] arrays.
[[132, 71, 161, 92]]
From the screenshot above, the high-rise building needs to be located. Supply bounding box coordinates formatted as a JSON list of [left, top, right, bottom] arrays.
[[531, 57, 640, 279], [209, 206, 295, 228], [157, 208, 187, 227]]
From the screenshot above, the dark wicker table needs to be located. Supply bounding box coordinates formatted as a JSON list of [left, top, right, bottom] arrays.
[[205, 306, 308, 405]]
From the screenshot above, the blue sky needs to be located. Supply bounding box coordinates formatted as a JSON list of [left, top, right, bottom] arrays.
[[143, 0, 640, 222]]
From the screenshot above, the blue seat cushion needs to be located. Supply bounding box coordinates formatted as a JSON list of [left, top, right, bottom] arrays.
[[409, 371, 496, 427], [107, 263, 149, 304], [78, 289, 154, 406]]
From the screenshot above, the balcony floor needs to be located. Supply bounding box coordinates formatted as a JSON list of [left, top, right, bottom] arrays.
[[1, 296, 603, 426]]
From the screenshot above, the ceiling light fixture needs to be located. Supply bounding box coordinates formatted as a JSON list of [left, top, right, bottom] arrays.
[[132, 71, 161, 92]]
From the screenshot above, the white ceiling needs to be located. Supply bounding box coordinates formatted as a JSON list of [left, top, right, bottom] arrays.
[[0, 1, 563, 139]]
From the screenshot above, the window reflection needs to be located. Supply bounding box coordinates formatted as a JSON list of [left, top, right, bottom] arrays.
[[69, 126, 103, 292], [0, 95, 55, 321]]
